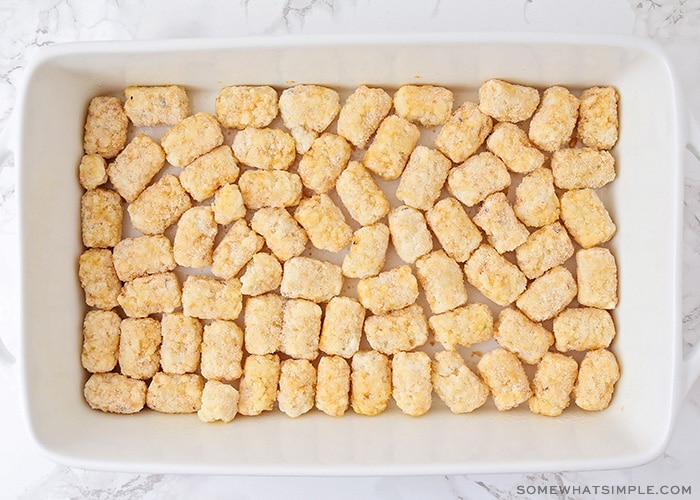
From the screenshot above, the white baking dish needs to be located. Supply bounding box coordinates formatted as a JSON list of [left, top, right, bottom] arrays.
[[6, 33, 700, 474]]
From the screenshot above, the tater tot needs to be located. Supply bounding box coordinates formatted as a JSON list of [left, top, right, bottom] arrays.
[[280, 299, 323, 360], [200, 320, 244, 381], [279, 84, 340, 153], [78, 153, 108, 190], [553, 307, 616, 352], [513, 167, 560, 228], [112, 235, 176, 282], [240, 252, 283, 296], [576, 247, 618, 309], [146, 372, 204, 413], [315, 356, 350, 417], [357, 265, 419, 315], [478, 79, 540, 123], [107, 134, 165, 203], [364, 303, 428, 355], [198, 380, 239, 423], [298, 133, 351, 193], [127, 174, 192, 235], [250, 207, 308, 262], [232, 127, 296, 171], [83, 373, 147, 414], [212, 183, 246, 225], [237, 354, 281, 416], [215, 85, 278, 129], [396, 146, 452, 211], [464, 245, 527, 307], [577, 86, 619, 150], [83, 96, 128, 159], [243, 293, 285, 355], [160, 312, 202, 375], [238, 170, 303, 209], [392, 351, 433, 417], [79, 249, 121, 310], [435, 101, 492, 163], [351, 350, 392, 416], [278, 359, 316, 418], [473, 192, 530, 254], [495, 307, 554, 365], [81, 310, 121, 373], [179, 145, 240, 202], [516, 266, 577, 323], [160, 112, 224, 167], [81, 188, 122, 248], [514, 222, 574, 279], [560, 188, 616, 249], [118, 272, 181, 318], [429, 303, 493, 350], [363, 115, 420, 180], [393, 85, 454, 127], [446, 152, 510, 208], [432, 350, 488, 414], [124, 85, 190, 126], [280, 256, 343, 303], [335, 161, 390, 226], [337, 85, 393, 149], [211, 219, 264, 279], [119, 317, 161, 380], [319, 296, 365, 358], [574, 349, 620, 411], [181, 275, 242, 321], [528, 352, 578, 417], [294, 193, 353, 252], [426, 198, 482, 263], [486, 122, 545, 174], [551, 147, 616, 190], [528, 86, 579, 152], [173, 206, 218, 268], [341, 223, 390, 279], [416, 250, 468, 314], [477, 348, 532, 411], [388, 205, 433, 264]]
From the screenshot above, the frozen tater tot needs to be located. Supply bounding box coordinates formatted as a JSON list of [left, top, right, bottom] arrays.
[[78, 154, 107, 190], [215, 85, 278, 129], [81, 188, 122, 248], [513, 167, 560, 228], [495, 307, 554, 365], [237, 354, 281, 416], [392, 351, 433, 417], [429, 303, 493, 350], [464, 245, 527, 307], [516, 266, 577, 323], [244, 293, 285, 355], [212, 183, 246, 225], [553, 307, 616, 352], [319, 296, 365, 358], [146, 372, 204, 413], [432, 350, 488, 414], [107, 133, 166, 203], [173, 206, 218, 268], [478, 79, 540, 123], [298, 133, 351, 193], [280, 256, 343, 303], [240, 252, 283, 296], [119, 317, 161, 380], [238, 170, 303, 209], [118, 272, 181, 318], [473, 192, 529, 254], [211, 219, 264, 279], [179, 145, 240, 202], [201, 320, 244, 381], [435, 101, 492, 163], [574, 348, 620, 411], [84, 373, 147, 414], [79, 249, 121, 310], [294, 193, 353, 252], [363, 115, 420, 180], [576, 247, 618, 309], [127, 174, 192, 235], [315, 356, 350, 417], [396, 146, 452, 211], [415, 250, 468, 314], [160, 112, 224, 167], [279, 84, 341, 153], [280, 299, 323, 360], [278, 359, 317, 418], [112, 235, 176, 282], [528, 86, 579, 152], [364, 303, 428, 355], [337, 85, 392, 149], [514, 222, 574, 280], [388, 205, 433, 264], [181, 275, 242, 321], [357, 265, 419, 315], [335, 161, 390, 226], [81, 310, 121, 373], [124, 85, 190, 126], [477, 348, 532, 411], [232, 127, 296, 171], [198, 380, 239, 423], [426, 198, 482, 263], [160, 312, 202, 375], [341, 223, 390, 279], [486, 122, 545, 174], [529, 352, 578, 417], [351, 350, 392, 416], [446, 152, 510, 208], [83, 96, 128, 159], [551, 147, 616, 190], [393, 84, 454, 127], [577, 86, 619, 150], [250, 207, 307, 262], [560, 188, 616, 249]]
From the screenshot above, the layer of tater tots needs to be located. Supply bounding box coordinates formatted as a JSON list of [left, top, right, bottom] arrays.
[[181, 275, 242, 321], [179, 145, 240, 202], [478, 79, 540, 123], [477, 348, 532, 411], [415, 250, 468, 315], [232, 127, 296, 171], [78, 249, 121, 310], [84, 373, 147, 414], [446, 152, 510, 208], [473, 192, 530, 254], [553, 307, 616, 352], [107, 133, 165, 203], [215, 85, 278, 130], [560, 188, 616, 249], [432, 350, 488, 414], [357, 265, 419, 315], [297, 133, 351, 193], [528, 85, 579, 152], [336, 85, 392, 149], [127, 174, 192, 235], [319, 296, 365, 358], [79, 154, 108, 190], [124, 85, 189, 127], [240, 252, 283, 296], [486, 122, 544, 174], [576, 247, 618, 309], [160, 312, 203, 375], [198, 380, 239, 423], [243, 293, 285, 355], [211, 219, 264, 280], [495, 307, 554, 365], [435, 101, 492, 163], [464, 245, 527, 307], [280, 256, 343, 303], [529, 352, 578, 417], [278, 359, 317, 418], [341, 223, 390, 279], [83, 96, 128, 159], [577, 86, 619, 150], [118, 272, 182, 318], [574, 348, 620, 411], [429, 303, 493, 350], [81, 188, 123, 248], [351, 350, 392, 416], [387, 205, 433, 264], [335, 161, 390, 226], [363, 115, 420, 180], [515, 266, 577, 323], [280, 299, 323, 360], [173, 206, 218, 268], [392, 351, 433, 417], [364, 303, 429, 355], [294, 193, 353, 252], [315, 356, 351, 417], [426, 198, 482, 263], [393, 84, 454, 127], [551, 147, 616, 190], [237, 354, 281, 416], [514, 222, 574, 280], [160, 112, 223, 167], [238, 170, 302, 209], [119, 317, 162, 380], [513, 167, 560, 228], [201, 320, 244, 381], [396, 146, 452, 211], [146, 372, 204, 414], [112, 235, 176, 282], [81, 310, 121, 373]]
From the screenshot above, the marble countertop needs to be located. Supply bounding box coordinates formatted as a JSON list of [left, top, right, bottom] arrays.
[[2, 0, 700, 498]]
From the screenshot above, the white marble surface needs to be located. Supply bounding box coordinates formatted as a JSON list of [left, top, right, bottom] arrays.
[[1, 0, 700, 498]]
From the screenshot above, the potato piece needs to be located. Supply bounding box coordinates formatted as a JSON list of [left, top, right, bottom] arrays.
[[107, 134, 165, 202], [350, 350, 391, 416], [240, 252, 283, 296], [551, 147, 616, 190], [435, 101, 492, 163], [337, 85, 392, 149], [160, 312, 202, 375], [280, 256, 343, 303], [79, 249, 121, 310], [173, 206, 218, 268], [198, 380, 239, 423], [495, 307, 554, 365], [486, 122, 544, 174], [81, 188, 122, 248], [243, 293, 285, 355], [426, 198, 482, 263], [298, 133, 351, 193], [160, 112, 224, 167], [237, 354, 281, 416], [278, 359, 316, 418], [432, 350, 488, 414], [117, 272, 181, 318], [364, 303, 428, 355], [528, 352, 578, 417], [315, 356, 350, 417], [415, 250, 468, 314], [514, 222, 574, 280], [215, 85, 278, 129], [127, 174, 192, 235], [112, 235, 176, 282], [319, 296, 365, 358], [146, 372, 204, 413], [446, 152, 510, 208], [83, 96, 128, 159], [392, 351, 433, 416], [513, 167, 560, 228], [473, 192, 529, 254], [528, 86, 579, 152], [212, 183, 246, 225], [81, 310, 121, 373], [341, 223, 390, 279], [335, 161, 390, 226], [211, 219, 264, 279], [83, 373, 147, 414], [357, 265, 419, 315], [387, 205, 433, 264], [200, 320, 244, 381], [119, 317, 161, 380], [279, 84, 340, 153], [477, 348, 532, 411], [577, 86, 619, 150], [464, 245, 527, 307], [393, 85, 454, 127], [78, 154, 108, 190], [478, 79, 540, 123], [553, 307, 616, 352], [574, 348, 620, 411], [238, 170, 303, 209], [576, 247, 618, 309], [181, 275, 242, 321], [396, 146, 452, 211], [179, 145, 240, 202], [429, 303, 493, 350], [280, 299, 323, 360], [516, 266, 577, 323], [560, 188, 616, 249], [124, 85, 190, 126], [363, 115, 420, 180], [232, 127, 296, 171], [294, 193, 353, 252], [250, 207, 308, 262]]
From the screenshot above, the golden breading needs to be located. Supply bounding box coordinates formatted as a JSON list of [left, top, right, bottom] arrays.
[[432, 350, 488, 414], [426, 198, 482, 263], [350, 350, 392, 416], [298, 133, 351, 193], [576, 247, 618, 309], [78, 249, 121, 310], [181, 275, 242, 320], [416, 250, 468, 314], [478, 78, 540, 123], [495, 307, 554, 365], [200, 320, 244, 381], [357, 265, 419, 315], [429, 303, 493, 350], [528, 352, 578, 417], [232, 127, 296, 171], [553, 307, 616, 352], [83, 96, 128, 159], [337, 85, 392, 149], [179, 145, 240, 202], [319, 296, 365, 358], [577, 86, 619, 150], [240, 252, 283, 296], [238, 170, 303, 209], [393, 84, 454, 127], [446, 152, 510, 208], [127, 174, 192, 235], [574, 348, 620, 411], [294, 193, 353, 252], [244, 293, 285, 355], [364, 303, 429, 355], [392, 351, 433, 417], [278, 359, 317, 418], [112, 235, 175, 282], [237, 354, 281, 416], [212, 183, 246, 225], [477, 347, 532, 411], [279, 84, 341, 153], [81, 310, 121, 373], [215, 85, 278, 129], [560, 188, 616, 249], [315, 356, 350, 417], [280, 298, 323, 360], [473, 192, 530, 254], [513, 167, 560, 228], [280, 256, 343, 303], [528, 86, 579, 152], [146, 372, 204, 413], [160, 312, 202, 375], [78, 154, 108, 190], [387, 205, 433, 264], [173, 206, 218, 268], [335, 161, 390, 226], [486, 122, 545, 174], [363, 115, 420, 180], [250, 207, 308, 262], [551, 147, 616, 190], [81, 188, 122, 248], [435, 101, 492, 163], [396, 146, 452, 211], [341, 223, 390, 279], [463, 245, 527, 307], [119, 317, 161, 380], [211, 219, 264, 279], [83, 373, 147, 414], [124, 85, 190, 126], [198, 380, 239, 423], [118, 272, 181, 318], [516, 266, 577, 323], [160, 112, 224, 167], [107, 134, 165, 203], [514, 222, 574, 280]]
